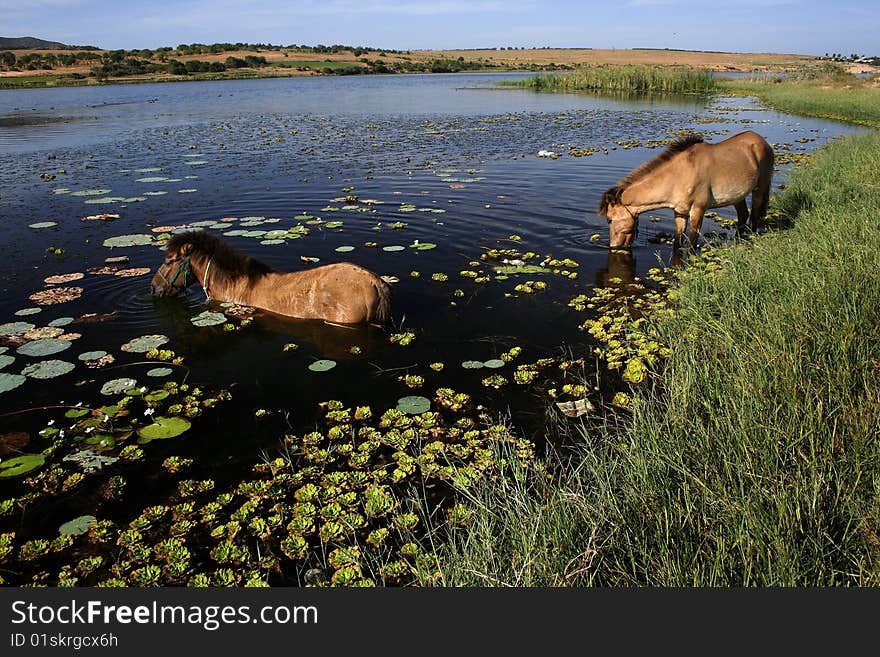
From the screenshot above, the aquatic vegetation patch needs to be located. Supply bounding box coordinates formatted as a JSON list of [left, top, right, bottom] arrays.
[[103, 234, 154, 248], [0, 454, 45, 478], [121, 335, 169, 353], [0, 373, 26, 394], [190, 312, 227, 327], [28, 221, 58, 229], [308, 359, 337, 372], [137, 417, 192, 443], [21, 359, 75, 379], [17, 338, 71, 357], [29, 287, 83, 305]]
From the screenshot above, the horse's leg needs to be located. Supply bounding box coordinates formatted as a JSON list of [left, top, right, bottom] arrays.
[[673, 212, 688, 249], [687, 205, 705, 248], [735, 200, 749, 234], [750, 153, 774, 231]]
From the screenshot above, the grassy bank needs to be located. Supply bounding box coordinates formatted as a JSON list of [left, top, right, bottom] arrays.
[[435, 118, 880, 585], [505, 64, 717, 93], [718, 76, 880, 128]]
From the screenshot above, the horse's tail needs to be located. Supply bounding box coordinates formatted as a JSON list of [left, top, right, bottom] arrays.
[[373, 278, 392, 325]]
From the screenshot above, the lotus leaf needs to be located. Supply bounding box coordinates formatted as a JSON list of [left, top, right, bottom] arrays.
[[14, 308, 41, 316], [0, 355, 13, 370], [48, 317, 74, 327], [21, 359, 74, 379], [410, 242, 438, 251], [461, 360, 484, 369], [0, 454, 45, 478], [147, 367, 173, 377], [382, 246, 405, 252], [483, 359, 506, 369], [137, 416, 192, 442], [28, 221, 58, 229], [260, 239, 285, 245]]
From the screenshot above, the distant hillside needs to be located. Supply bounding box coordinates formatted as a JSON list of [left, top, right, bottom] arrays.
[[0, 36, 95, 50]]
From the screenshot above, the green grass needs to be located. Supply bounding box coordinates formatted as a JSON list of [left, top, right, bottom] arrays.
[[505, 64, 717, 94], [717, 76, 880, 129], [436, 128, 880, 586]]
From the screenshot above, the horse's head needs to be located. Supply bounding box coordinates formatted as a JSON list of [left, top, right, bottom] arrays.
[[151, 242, 196, 297], [598, 186, 638, 249]]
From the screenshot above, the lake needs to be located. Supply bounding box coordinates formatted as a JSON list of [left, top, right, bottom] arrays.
[[0, 72, 865, 585]]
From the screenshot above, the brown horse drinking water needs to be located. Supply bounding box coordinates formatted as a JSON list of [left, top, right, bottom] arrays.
[[598, 130, 774, 249], [151, 231, 391, 325]]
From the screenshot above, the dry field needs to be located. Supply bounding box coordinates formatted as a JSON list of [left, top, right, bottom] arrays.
[[0, 46, 826, 81]]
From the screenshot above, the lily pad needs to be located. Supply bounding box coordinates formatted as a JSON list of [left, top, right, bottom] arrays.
[[0, 322, 35, 335], [147, 367, 173, 377], [14, 308, 42, 316], [84, 197, 126, 204], [103, 234, 153, 248], [0, 373, 26, 393], [78, 350, 108, 361], [178, 189, 197, 193], [135, 176, 169, 183], [64, 407, 90, 418], [260, 239, 285, 245], [70, 189, 111, 197], [382, 245, 405, 252], [190, 311, 227, 327], [101, 377, 137, 396], [335, 246, 355, 253], [121, 334, 169, 353], [21, 359, 74, 379], [134, 167, 163, 173], [308, 359, 337, 372], [0, 453, 45, 478], [144, 389, 169, 402], [461, 360, 485, 370], [395, 396, 431, 415], [137, 416, 192, 442], [17, 339, 71, 357], [29, 221, 58, 229], [48, 316, 75, 327], [410, 242, 438, 251], [59, 515, 97, 536], [0, 355, 14, 370], [483, 359, 506, 369]]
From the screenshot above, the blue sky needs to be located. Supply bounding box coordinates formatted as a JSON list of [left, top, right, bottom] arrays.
[[0, 0, 876, 56]]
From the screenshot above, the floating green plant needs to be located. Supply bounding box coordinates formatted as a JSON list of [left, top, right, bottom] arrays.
[[21, 359, 75, 379], [137, 416, 192, 443], [59, 515, 97, 537], [308, 359, 337, 372], [396, 396, 431, 415], [0, 454, 45, 478], [121, 335, 169, 353], [17, 338, 71, 357], [190, 311, 227, 327], [100, 378, 137, 396]]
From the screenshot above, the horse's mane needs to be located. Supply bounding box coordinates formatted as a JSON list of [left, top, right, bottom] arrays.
[[598, 134, 704, 216], [166, 230, 275, 286]]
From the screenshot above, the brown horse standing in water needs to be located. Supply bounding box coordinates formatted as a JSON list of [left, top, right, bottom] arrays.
[[598, 130, 774, 249], [151, 231, 391, 325]]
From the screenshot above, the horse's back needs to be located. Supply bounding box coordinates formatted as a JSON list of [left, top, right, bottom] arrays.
[[307, 261, 390, 324]]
